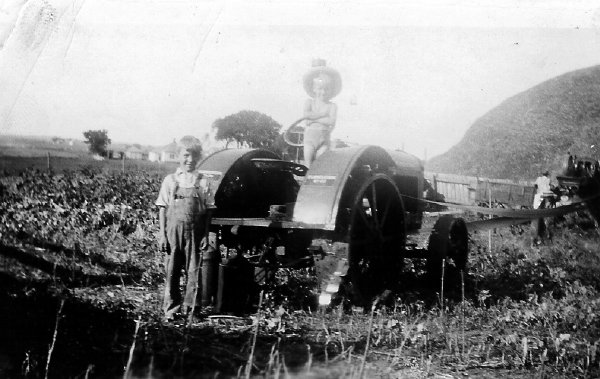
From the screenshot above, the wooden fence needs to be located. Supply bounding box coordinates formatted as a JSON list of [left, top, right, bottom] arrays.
[[424, 171, 535, 208]]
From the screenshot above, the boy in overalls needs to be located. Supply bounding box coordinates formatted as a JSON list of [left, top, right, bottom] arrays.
[[156, 136, 210, 320]]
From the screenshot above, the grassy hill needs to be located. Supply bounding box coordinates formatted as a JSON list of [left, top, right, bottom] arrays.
[[427, 65, 600, 181]]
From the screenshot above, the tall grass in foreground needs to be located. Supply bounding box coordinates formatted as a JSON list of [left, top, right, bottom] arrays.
[[3, 165, 599, 377], [104, 218, 600, 378], [221, 221, 600, 378]]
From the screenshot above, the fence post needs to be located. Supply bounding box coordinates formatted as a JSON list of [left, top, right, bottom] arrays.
[[122, 154, 125, 174], [488, 180, 492, 253], [47, 152, 50, 171]]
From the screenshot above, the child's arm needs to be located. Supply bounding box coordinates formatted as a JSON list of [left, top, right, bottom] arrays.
[[199, 179, 214, 250], [156, 175, 171, 252], [200, 209, 213, 250], [303, 99, 330, 120], [158, 206, 168, 252], [313, 103, 337, 128]]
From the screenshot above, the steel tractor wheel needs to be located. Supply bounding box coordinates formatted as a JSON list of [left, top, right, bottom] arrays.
[[344, 174, 406, 307], [426, 215, 469, 285]]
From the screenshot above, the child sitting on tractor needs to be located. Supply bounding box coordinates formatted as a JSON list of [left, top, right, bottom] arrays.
[[300, 59, 341, 168]]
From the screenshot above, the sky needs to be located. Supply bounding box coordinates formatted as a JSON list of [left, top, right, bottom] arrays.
[[1, 0, 600, 159]]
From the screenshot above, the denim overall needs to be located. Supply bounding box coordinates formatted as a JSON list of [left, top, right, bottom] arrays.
[[163, 180, 207, 318]]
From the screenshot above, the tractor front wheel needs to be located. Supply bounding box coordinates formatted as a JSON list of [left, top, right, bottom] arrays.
[[426, 215, 469, 286]]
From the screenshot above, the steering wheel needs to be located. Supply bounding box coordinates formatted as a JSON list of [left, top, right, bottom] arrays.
[[283, 118, 305, 147]]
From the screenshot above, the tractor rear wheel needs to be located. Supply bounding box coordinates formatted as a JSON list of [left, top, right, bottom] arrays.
[[344, 174, 406, 307]]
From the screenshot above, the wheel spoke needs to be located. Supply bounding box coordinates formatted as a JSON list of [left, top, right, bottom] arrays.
[[371, 183, 380, 230], [357, 198, 379, 238], [379, 197, 392, 229], [354, 201, 377, 236]]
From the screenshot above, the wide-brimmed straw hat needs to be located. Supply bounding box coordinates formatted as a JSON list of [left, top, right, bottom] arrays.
[[303, 58, 342, 100]]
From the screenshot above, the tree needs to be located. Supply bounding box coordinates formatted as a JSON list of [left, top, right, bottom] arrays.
[[212, 110, 282, 149], [83, 129, 111, 156]]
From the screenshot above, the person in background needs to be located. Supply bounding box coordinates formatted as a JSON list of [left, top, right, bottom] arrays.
[[532, 170, 554, 245], [156, 136, 210, 321], [300, 59, 342, 168], [565, 153, 575, 176], [533, 170, 553, 209]]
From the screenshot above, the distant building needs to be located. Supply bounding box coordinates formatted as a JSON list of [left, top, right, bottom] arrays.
[[52, 137, 66, 144], [125, 146, 147, 160], [148, 151, 160, 162], [107, 150, 125, 159], [160, 140, 179, 162]]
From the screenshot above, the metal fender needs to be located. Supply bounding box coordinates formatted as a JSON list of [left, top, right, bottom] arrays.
[[293, 145, 396, 230], [387, 149, 424, 178], [196, 148, 279, 208], [387, 149, 425, 221]]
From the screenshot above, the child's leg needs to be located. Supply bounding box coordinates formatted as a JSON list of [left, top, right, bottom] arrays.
[[303, 143, 316, 169], [315, 140, 331, 160], [183, 225, 203, 314], [304, 127, 322, 168], [163, 249, 184, 318], [164, 226, 184, 318], [183, 253, 202, 314], [313, 129, 331, 161]]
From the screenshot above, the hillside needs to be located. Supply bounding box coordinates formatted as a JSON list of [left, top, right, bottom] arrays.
[[427, 65, 600, 180]]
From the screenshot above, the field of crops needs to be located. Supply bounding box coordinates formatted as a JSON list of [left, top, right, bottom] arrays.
[[1, 159, 600, 378]]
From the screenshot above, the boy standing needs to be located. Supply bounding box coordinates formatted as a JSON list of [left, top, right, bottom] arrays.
[[156, 136, 210, 321]]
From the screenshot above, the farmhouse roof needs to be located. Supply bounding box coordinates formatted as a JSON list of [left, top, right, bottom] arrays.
[[126, 146, 146, 153], [162, 140, 179, 153]]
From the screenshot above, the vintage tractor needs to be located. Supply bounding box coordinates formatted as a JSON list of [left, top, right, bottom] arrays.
[[197, 145, 469, 311], [554, 154, 600, 222], [556, 154, 600, 201]]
